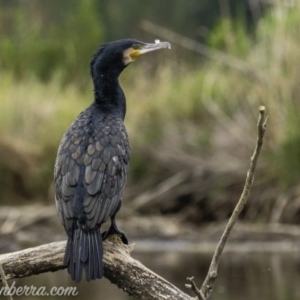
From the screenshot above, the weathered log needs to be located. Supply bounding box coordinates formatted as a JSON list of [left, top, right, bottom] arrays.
[[0, 236, 193, 300]]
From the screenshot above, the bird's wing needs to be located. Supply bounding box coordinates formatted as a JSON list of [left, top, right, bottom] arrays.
[[54, 116, 130, 233]]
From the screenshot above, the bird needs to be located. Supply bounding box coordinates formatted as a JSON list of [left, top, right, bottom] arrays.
[[54, 39, 171, 282]]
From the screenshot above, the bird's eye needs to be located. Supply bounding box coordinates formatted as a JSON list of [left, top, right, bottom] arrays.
[[132, 44, 139, 50]]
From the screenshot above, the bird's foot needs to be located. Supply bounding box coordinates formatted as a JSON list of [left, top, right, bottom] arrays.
[[102, 219, 128, 245]]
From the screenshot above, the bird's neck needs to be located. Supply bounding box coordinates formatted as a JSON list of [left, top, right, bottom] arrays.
[[93, 70, 126, 120]]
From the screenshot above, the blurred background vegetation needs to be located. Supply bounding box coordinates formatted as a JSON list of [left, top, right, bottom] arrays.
[[1, 0, 300, 226]]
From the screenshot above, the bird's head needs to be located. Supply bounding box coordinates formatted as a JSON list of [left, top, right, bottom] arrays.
[[90, 39, 171, 78]]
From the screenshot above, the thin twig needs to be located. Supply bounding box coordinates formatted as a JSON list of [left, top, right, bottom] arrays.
[[131, 171, 189, 210], [1, 209, 20, 235], [0, 206, 57, 235], [191, 106, 268, 299], [0, 262, 13, 300], [140, 19, 253, 74], [185, 277, 205, 300]]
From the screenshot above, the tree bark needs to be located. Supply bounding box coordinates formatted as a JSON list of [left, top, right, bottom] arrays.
[[0, 235, 193, 300]]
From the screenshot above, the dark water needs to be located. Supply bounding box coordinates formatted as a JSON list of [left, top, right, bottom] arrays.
[[2, 249, 300, 300]]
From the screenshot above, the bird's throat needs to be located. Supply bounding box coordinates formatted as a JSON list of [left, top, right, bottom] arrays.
[[93, 72, 126, 120]]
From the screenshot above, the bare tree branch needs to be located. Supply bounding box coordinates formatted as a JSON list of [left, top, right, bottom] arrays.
[[0, 236, 193, 300], [131, 171, 189, 210], [186, 277, 205, 300], [0, 262, 13, 300], [190, 106, 268, 299]]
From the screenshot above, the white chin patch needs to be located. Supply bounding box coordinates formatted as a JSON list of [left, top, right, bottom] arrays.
[[123, 48, 135, 65]]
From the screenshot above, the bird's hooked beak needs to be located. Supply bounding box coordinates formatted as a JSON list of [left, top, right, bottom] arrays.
[[124, 40, 171, 65], [132, 40, 171, 58]]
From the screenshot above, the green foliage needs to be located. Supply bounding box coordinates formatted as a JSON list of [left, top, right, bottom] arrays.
[[275, 105, 300, 187], [0, 0, 103, 85], [0, 0, 258, 85], [280, 134, 300, 186], [207, 18, 250, 57], [1, 1, 300, 222]]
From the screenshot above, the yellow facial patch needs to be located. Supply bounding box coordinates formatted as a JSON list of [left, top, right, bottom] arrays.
[[130, 49, 142, 59], [122, 40, 171, 65], [123, 47, 142, 65]]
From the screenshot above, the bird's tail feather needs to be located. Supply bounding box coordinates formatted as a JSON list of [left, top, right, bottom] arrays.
[[64, 228, 103, 282]]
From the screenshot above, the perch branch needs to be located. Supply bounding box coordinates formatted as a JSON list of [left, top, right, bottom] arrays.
[[190, 106, 268, 299], [0, 236, 193, 300]]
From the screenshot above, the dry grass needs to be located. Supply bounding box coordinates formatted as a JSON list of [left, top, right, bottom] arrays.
[[1, 2, 300, 223]]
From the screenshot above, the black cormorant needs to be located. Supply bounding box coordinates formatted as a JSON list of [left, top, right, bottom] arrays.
[[54, 39, 171, 282]]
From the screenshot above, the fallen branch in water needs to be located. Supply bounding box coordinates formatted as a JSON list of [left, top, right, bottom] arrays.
[[0, 235, 193, 300], [185, 106, 268, 299], [131, 170, 189, 211]]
